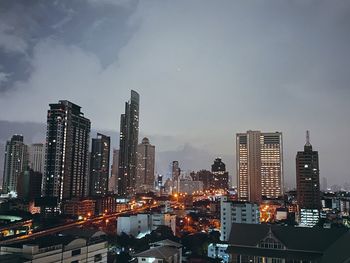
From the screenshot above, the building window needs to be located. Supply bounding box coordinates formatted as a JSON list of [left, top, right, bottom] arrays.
[[258, 237, 284, 250], [72, 249, 81, 256], [94, 254, 102, 262], [71, 261, 79, 263]]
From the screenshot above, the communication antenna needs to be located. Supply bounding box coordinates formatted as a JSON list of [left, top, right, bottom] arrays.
[[306, 130, 311, 146]]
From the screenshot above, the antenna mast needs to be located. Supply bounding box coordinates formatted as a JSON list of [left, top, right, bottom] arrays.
[[306, 130, 311, 146]]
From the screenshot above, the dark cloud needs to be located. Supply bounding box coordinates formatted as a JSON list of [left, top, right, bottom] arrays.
[[0, 0, 138, 92]]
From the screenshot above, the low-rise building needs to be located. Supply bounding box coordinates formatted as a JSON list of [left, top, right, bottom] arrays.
[[151, 213, 176, 234], [135, 239, 182, 263], [117, 213, 176, 237], [117, 213, 151, 237], [208, 243, 229, 263], [300, 208, 320, 227], [0, 228, 108, 263], [220, 196, 259, 241], [226, 223, 350, 263], [62, 199, 96, 217], [94, 195, 117, 215]]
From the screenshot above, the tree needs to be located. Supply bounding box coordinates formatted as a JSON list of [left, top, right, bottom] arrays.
[[150, 225, 177, 242]]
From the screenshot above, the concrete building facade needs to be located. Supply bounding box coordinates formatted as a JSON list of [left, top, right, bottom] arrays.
[[2, 135, 28, 194], [136, 137, 155, 193], [220, 196, 259, 241], [237, 131, 283, 203]]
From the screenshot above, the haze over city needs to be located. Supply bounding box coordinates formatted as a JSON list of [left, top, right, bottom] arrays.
[[1, 0, 350, 188]]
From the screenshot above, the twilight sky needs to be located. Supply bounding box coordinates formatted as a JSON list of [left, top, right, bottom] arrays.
[[0, 0, 350, 188]]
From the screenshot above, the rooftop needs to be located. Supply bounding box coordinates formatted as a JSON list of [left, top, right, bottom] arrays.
[[150, 239, 182, 248], [135, 245, 179, 259], [227, 223, 350, 263]]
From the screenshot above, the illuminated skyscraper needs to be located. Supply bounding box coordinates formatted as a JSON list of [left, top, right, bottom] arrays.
[[90, 133, 110, 196], [237, 131, 283, 203], [2, 135, 28, 193], [118, 90, 140, 196], [136, 137, 155, 193], [296, 131, 320, 210], [43, 100, 91, 205]]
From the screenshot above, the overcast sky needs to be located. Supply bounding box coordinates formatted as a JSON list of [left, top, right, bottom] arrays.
[[0, 0, 349, 187]]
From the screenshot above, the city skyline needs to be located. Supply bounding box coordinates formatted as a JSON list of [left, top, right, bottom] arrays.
[[1, 2, 350, 262], [0, 1, 350, 187]]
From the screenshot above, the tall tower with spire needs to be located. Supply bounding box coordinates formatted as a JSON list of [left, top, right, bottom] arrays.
[[296, 131, 320, 210], [118, 90, 140, 196]]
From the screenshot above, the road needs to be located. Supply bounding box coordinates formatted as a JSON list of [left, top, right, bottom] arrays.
[[0, 205, 157, 245]]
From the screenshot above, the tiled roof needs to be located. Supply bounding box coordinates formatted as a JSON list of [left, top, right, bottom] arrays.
[[150, 239, 182, 248], [228, 223, 348, 252], [135, 245, 179, 259]]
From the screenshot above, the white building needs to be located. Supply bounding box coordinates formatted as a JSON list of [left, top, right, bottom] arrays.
[[300, 208, 320, 227], [135, 239, 182, 263], [117, 213, 176, 237], [208, 243, 229, 263], [151, 213, 176, 234], [117, 213, 151, 237], [0, 228, 108, 263], [220, 196, 259, 241]]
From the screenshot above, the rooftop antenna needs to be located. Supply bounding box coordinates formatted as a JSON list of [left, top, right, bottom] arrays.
[[305, 130, 311, 146]]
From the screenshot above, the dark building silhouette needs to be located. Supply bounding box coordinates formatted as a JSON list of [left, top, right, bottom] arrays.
[[193, 170, 212, 190], [211, 158, 229, 190], [226, 223, 350, 263], [171, 161, 181, 194], [296, 131, 321, 209], [2, 135, 28, 193], [90, 133, 110, 196], [110, 149, 119, 193], [43, 100, 91, 206], [157, 174, 163, 189], [118, 90, 140, 196], [17, 168, 42, 200]]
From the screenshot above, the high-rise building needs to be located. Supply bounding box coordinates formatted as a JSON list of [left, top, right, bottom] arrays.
[[28, 143, 45, 173], [220, 196, 259, 241], [17, 169, 42, 200], [136, 137, 155, 193], [109, 149, 119, 193], [90, 133, 110, 196], [296, 131, 320, 210], [171, 161, 181, 194], [2, 135, 28, 193], [118, 90, 140, 196], [193, 170, 212, 190], [237, 131, 283, 203], [43, 100, 91, 205], [211, 158, 229, 190], [157, 174, 163, 190], [321, 177, 328, 192]]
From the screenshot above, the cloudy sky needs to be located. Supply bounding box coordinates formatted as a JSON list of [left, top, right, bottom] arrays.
[[0, 0, 349, 187]]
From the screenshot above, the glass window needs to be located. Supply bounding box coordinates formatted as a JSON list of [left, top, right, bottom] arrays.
[[94, 254, 102, 262], [72, 249, 81, 256]]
